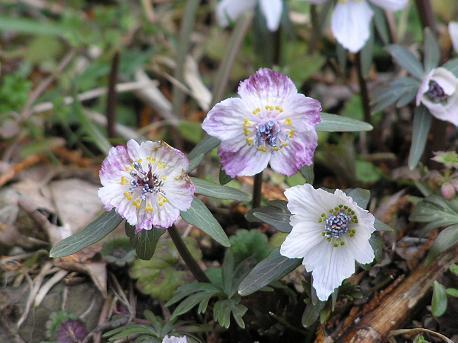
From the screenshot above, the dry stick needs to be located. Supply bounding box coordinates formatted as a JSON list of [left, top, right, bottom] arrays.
[[168, 225, 209, 283], [414, 0, 448, 162], [106, 51, 120, 138], [339, 248, 457, 343]]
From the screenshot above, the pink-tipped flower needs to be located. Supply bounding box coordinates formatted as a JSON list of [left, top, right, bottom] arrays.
[[98, 140, 194, 231], [202, 68, 321, 177]]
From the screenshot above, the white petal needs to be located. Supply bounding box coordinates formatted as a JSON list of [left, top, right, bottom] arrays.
[[219, 142, 271, 177], [280, 221, 324, 259], [303, 241, 356, 301], [431, 68, 458, 96], [369, 0, 407, 11], [278, 93, 321, 132], [416, 70, 434, 106], [344, 230, 375, 265], [216, 0, 257, 27], [126, 139, 143, 161], [331, 0, 373, 53], [449, 22, 458, 53], [422, 93, 458, 126], [285, 184, 340, 223], [259, 0, 283, 31], [202, 97, 252, 141]]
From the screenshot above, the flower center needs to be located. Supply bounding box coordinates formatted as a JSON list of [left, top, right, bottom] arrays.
[[130, 162, 164, 200], [319, 205, 358, 247], [255, 120, 280, 147], [426, 80, 448, 103], [324, 212, 351, 239]]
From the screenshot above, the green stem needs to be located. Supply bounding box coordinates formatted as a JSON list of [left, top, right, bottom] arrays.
[[168, 225, 209, 283], [252, 171, 263, 209], [414, 0, 447, 165]]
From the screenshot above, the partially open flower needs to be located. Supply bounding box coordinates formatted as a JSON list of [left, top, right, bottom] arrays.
[[280, 184, 375, 301], [202, 68, 321, 177], [217, 0, 283, 32], [309, 0, 407, 53], [416, 67, 458, 126], [98, 140, 194, 231]]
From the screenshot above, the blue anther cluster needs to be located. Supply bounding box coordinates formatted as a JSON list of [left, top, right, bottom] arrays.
[[255, 120, 279, 147], [324, 212, 351, 239], [427, 80, 448, 102]]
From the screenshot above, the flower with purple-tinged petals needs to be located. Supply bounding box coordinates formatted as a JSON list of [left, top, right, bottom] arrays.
[[98, 140, 194, 231], [202, 68, 321, 177], [280, 184, 376, 301], [57, 319, 88, 343]]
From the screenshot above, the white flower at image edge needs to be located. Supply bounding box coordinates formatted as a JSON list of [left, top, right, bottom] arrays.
[[162, 336, 188, 343], [217, 0, 283, 31], [449, 22, 458, 54], [309, 0, 407, 53], [98, 140, 195, 231], [416, 67, 458, 126], [280, 184, 376, 301]]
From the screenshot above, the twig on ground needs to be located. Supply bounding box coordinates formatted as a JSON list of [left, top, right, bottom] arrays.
[[0, 155, 44, 187]]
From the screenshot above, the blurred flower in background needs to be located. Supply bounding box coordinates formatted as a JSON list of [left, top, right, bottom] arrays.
[[216, 0, 283, 31], [308, 0, 408, 52]]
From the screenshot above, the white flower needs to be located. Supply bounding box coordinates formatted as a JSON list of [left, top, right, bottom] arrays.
[[280, 184, 375, 301], [217, 0, 283, 31], [416, 67, 458, 126], [449, 22, 458, 53], [309, 0, 407, 53], [98, 140, 195, 231], [162, 336, 188, 343]]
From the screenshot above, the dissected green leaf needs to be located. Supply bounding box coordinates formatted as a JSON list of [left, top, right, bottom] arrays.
[[408, 106, 432, 170], [181, 198, 231, 247], [423, 28, 440, 72], [372, 77, 420, 113], [299, 165, 315, 184], [302, 300, 326, 328], [410, 195, 458, 232], [347, 188, 371, 209], [446, 288, 458, 297], [317, 113, 373, 132], [386, 45, 425, 80], [247, 200, 292, 233], [125, 224, 165, 260], [229, 229, 271, 264], [238, 249, 301, 296], [431, 281, 448, 317], [130, 237, 202, 302], [425, 225, 458, 264], [188, 135, 220, 164], [191, 177, 250, 202], [50, 210, 122, 258]]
